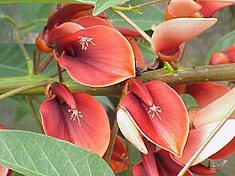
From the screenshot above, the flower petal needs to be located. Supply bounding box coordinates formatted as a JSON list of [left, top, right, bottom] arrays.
[[155, 150, 193, 176], [117, 107, 148, 154], [198, 0, 235, 17], [209, 137, 235, 160], [120, 80, 189, 156], [173, 119, 235, 165], [40, 92, 110, 156], [133, 161, 150, 176], [192, 88, 235, 128], [151, 18, 217, 61], [189, 163, 218, 175], [167, 0, 201, 17], [186, 82, 231, 108], [56, 26, 135, 87], [72, 16, 116, 29]]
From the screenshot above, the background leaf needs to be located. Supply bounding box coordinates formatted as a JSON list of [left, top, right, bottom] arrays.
[[93, 0, 127, 16], [106, 0, 164, 31], [180, 93, 199, 110], [206, 30, 235, 63], [0, 130, 114, 176]]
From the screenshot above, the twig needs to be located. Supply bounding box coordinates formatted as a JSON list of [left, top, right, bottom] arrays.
[[112, 10, 152, 44], [0, 81, 48, 100]]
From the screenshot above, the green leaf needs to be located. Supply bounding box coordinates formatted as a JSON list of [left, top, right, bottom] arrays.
[[95, 96, 115, 110], [106, 0, 164, 31], [93, 0, 127, 16], [181, 93, 199, 110], [0, 130, 114, 176], [206, 30, 235, 63]]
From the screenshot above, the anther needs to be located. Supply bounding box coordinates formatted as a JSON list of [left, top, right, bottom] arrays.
[[147, 104, 163, 120], [68, 109, 83, 126], [78, 36, 96, 50]]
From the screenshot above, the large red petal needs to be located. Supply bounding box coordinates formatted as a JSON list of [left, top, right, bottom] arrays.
[[133, 161, 150, 176], [120, 81, 189, 156], [173, 120, 235, 165], [186, 82, 231, 108], [40, 92, 110, 156], [57, 26, 135, 87]]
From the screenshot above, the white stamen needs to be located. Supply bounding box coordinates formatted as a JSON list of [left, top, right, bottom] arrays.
[[147, 104, 162, 120], [68, 109, 83, 126], [78, 36, 96, 50]]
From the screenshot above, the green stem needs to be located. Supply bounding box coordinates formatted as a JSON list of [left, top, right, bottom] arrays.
[[26, 97, 43, 132], [111, 0, 168, 12], [178, 106, 235, 176], [0, 80, 48, 100], [0, 63, 235, 96], [104, 116, 119, 163]]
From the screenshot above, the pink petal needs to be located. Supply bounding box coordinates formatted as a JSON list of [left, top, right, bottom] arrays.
[[192, 88, 235, 128], [117, 107, 148, 154], [40, 92, 110, 156], [173, 119, 235, 165], [198, 0, 235, 17], [209, 137, 235, 160], [186, 82, 231, 108], [56, 26, 135, 87], [120, 80, 189, 156], [47, 22, 84, 46], [151, 18, 217, 61], [167, 0, 201, 17]]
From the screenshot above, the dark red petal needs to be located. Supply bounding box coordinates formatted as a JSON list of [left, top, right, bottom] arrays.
[[116, 26, 142, 37], [72, 16, 116, 29], [49, 82, 77, 110], [190, 163, 218, 175], [103, 135, 128, 173], [40, 92, 110, 156], [155, 150, 193, 176], [126, 37, 145, 68], [209, 137, 235, 160], [0, 166, 10, 176], [132, 161, 151, 176], [186, 82, 230, 108], [45, 4, 93, 31], [120, 81, 189, 156], [128, 79, 153, 107], [57, 26, 135, 87]]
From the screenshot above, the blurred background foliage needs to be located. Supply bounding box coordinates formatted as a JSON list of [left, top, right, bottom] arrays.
[[0, 1, 234, 175]]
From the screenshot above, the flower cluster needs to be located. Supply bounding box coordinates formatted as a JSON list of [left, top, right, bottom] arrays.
[[34, 1, 235, 175]]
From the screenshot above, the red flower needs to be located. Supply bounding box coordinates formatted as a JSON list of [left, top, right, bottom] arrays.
[[117, 79, 189, 157], [40, 82, 110, 156], [103, 134, 128, 173], [151, 18, 217, 61]]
